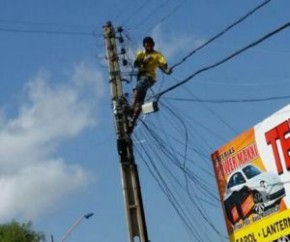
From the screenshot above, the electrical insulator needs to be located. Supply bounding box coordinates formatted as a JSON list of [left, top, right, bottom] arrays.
[[119, 37, 124, 43], [117, 26, 123, 33], [122, 59, 128, 66], [120, 48, 126, 55]]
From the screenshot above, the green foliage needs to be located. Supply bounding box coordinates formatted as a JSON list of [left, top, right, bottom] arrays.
[[0, 221, 45, 242]]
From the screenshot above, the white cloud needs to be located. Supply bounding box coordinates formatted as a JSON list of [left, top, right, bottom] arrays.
[[151, 24, 205, 60], [0, 160, 88, 220], [72, 61, 105, 98], [0, 63, 104, 221]]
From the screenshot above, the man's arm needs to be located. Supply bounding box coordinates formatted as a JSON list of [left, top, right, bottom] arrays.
[[158, 53, 172, 75], [134, 51, 145, 68], [160, 63, 173, 75], [134, 58, 142, 68]]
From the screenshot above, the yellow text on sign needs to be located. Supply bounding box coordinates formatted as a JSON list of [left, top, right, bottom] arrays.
[[230, 210, 290, 242]]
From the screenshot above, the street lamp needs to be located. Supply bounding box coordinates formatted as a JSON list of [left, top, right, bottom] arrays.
[[60, 212, 94, 242]]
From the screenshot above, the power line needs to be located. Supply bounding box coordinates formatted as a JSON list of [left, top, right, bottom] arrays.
[[171, 0, 272, 70], [130, 0, 172, 31], [135, 119, 226, 241], [157, 21, 290, 99], [165, 94, 290, 103], [135, 131, 205, 241], [168, 78, 239, 135], [112, 0, 140, 23], [120, 0, 153, 26], [141, 0, 188, 36], [0, 26, 98, 37], [0, 18, 89, 29]]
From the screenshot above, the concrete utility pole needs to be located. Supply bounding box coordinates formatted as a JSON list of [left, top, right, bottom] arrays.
[[103, 21, 149, 242]]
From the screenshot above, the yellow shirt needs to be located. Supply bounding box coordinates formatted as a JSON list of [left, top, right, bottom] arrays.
[[134, 50, 168, 80]]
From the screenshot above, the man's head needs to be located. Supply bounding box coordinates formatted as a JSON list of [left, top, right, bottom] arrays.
[[143, 36, 155, 53]]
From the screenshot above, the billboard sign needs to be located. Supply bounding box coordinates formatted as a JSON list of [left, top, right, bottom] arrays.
[[211, 104, 290, 242]]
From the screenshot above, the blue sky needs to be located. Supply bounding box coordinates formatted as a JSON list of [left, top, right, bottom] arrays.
[[1, 0, 290, 241]]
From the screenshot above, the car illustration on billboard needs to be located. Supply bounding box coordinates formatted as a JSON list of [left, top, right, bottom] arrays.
[[223, 164, 286, 225]]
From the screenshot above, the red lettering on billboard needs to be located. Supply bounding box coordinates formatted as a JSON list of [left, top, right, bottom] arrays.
[[265, 120, 290, 174]]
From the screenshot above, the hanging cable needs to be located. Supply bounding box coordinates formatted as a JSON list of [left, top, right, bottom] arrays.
[[134, 135, 204, 241], [169, 77, 239, 135], [165, 94, 290, 103], [156, 21, 290, 100], [121, 0, 153, 26], [0, 26, 97, 37], [171, 0, 272, 70], [130, 0, 172, 31], [135, 119, 226, 240], [139, 0, 188, 36]]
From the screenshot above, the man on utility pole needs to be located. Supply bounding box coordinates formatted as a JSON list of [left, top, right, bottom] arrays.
[[129, 36, 172, 132], [103, 21, 149, 242]]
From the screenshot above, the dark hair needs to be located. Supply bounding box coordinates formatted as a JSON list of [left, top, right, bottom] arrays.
[[143, 36, 155, 47]]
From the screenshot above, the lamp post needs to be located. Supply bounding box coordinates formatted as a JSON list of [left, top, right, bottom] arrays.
[[60, 212, 94, 242]]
